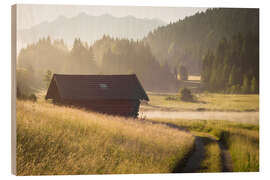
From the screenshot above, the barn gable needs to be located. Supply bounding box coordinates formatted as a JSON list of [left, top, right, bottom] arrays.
[[45, 74, 149, 117], [45, 74, 149, 101]]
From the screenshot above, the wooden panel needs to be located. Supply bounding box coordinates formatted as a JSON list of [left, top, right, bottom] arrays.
[[60, 99, 141, 117]]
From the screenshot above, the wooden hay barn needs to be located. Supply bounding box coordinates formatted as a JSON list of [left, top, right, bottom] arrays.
[[45, 74, 149, 117]]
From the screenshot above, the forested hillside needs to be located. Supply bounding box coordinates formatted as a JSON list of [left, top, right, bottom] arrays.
[[201, 32, 259, 94], [17, 36, 177, 92], [92, 36, 177, 91], [145, 8, 259, 74]]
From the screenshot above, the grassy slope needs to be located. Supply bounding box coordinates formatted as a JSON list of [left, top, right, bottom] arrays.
[[150, 118, 259, 172], [16, 100, 194, 175], [144, 93, 259, 112]]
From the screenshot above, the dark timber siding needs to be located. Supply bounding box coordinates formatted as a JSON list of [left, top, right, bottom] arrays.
[[45, 74, 149, 117], [62, 99, 140, 117]]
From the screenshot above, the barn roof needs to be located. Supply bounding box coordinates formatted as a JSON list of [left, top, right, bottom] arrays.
[[45, 74, 149, 101]]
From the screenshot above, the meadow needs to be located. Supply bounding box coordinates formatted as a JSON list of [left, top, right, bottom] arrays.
[[16, 100, 194, 175], [142, 93, 259, 112], [16, 92, 259, 174]]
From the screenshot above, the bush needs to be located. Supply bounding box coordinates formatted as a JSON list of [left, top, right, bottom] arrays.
[[17, 87, 37, 102], [29, 94, 37, 102], [179, 88, 194, 102], [165, 96, 179, 101]]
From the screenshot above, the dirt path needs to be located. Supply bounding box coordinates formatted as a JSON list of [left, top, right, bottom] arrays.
[[138, 118, 234, 173], [219, 143, 233, 172], [178, 136, 206, 173], [177, 135, 233, 173], [139, 111, 259, 124], [138, 119, 205, 173]]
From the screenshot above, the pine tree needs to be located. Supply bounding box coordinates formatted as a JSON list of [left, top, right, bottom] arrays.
[[201, 50, 213, 84], [44, 70, 52, 88], [228, 66, 236, 87], [241, 75, 250, 94], [250, 76, 258, 94], [173, 67, 178, 80]]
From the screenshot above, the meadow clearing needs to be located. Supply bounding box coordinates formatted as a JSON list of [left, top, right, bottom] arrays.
[[16, 92, 259, 174], [142, 93, 259, 112], [139, 92, 259, 172]]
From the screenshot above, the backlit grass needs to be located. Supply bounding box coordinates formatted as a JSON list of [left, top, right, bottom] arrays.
[[16, 100, 194, 175], [200, 139, 222, 172]]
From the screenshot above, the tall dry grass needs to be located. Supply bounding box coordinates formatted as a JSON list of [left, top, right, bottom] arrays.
[[16, 100, 194, 175]]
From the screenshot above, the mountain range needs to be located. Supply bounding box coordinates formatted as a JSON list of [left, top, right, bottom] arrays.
[[17, 13, 165, 50]]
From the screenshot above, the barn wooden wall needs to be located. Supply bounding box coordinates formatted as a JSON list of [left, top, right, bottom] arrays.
[[61, 99, 141, 117]]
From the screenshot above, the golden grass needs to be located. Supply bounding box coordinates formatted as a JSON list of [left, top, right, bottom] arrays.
[[145, 93, 259, 112], [229, 135, 259, 171], [150, 118, 259, 172], [16, 100, 194, 175]]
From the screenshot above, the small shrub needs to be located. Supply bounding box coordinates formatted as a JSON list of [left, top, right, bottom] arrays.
[[29, 94, 37, 102], [196, 108, 206, 111], [17, 87, 37, 102], [165, 96, 179, 101], [179, 88, 194, 102]]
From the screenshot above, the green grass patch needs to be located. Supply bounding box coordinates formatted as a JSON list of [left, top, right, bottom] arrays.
[[199, 137, 222, 172], [150, 118, 259, 172], [146, 93, 259, 112]]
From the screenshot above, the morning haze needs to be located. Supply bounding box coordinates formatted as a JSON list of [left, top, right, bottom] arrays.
[[14, 5, 259, 175], [17, 4, 207, 29], [17, 5, 206, 53]]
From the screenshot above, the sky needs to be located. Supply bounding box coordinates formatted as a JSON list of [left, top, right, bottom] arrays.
[[17, 4, 207, 30]]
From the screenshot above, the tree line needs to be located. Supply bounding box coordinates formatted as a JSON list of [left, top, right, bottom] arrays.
[[17, 36, 178, 93], [201, 32, 259, 94], [145, 8, 259, 75]]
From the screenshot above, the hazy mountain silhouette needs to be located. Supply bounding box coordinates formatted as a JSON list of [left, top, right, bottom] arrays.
[[17, 12, 165, 49]]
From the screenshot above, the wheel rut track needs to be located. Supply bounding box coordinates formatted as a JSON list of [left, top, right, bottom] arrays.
[[176, 136, 206, 173], [219, 143, 233, 172], [138, 118, 233, 173]]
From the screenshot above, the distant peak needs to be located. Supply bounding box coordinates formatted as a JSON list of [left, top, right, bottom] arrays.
[[124, 15, 136, 19], [57, 15, 67, 21], [100, 14, 113, 18], [77, 12, 88, 17]]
